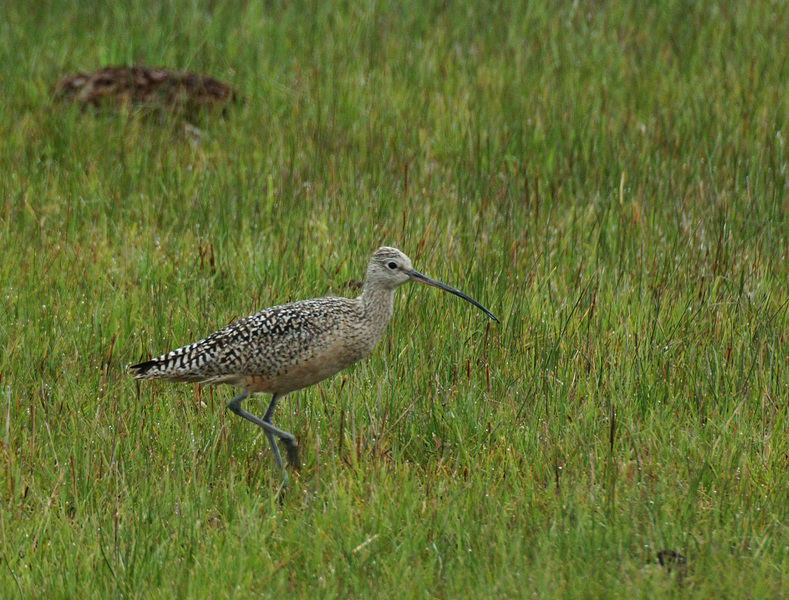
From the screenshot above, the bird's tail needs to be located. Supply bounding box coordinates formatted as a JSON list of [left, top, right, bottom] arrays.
[[128, 358, 162, 379], [128, 343, 209, 382]]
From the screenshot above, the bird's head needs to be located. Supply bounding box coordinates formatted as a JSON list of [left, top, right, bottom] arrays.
[[364, 246, 499, 322]]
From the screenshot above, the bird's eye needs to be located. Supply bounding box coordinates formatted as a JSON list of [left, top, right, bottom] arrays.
[[387, 261, 398, 270]]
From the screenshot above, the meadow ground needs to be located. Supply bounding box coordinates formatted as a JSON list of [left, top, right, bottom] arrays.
[[1, 1, 789, 597]]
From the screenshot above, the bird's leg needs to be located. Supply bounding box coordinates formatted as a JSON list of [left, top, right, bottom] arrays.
[[262, 394, 279, 421], [263, 394, 299, 468], [264, 432, 284, 472], [226, 391, 299, 483]]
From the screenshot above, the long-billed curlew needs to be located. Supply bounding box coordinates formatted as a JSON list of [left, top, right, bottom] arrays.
[[129, 247, 498, 484]]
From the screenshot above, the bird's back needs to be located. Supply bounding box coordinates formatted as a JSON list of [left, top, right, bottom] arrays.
[[130, 295, 376, 395]]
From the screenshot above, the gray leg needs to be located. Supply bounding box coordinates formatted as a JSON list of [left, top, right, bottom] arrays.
[[226, 391, 299, 480], [262, 394, 299, 468], [264, 431, 284, 471]]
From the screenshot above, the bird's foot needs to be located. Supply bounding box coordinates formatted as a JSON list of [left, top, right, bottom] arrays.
[[275, 472, 288, 505], [284, 440, 300, 470]]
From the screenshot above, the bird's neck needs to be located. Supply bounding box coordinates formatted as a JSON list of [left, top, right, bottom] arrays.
[[360, 284, 396, 338]]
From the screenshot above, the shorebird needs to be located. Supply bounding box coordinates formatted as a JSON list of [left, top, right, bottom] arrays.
[[129, 247, 498, 484], [53, 66, 239, 114]]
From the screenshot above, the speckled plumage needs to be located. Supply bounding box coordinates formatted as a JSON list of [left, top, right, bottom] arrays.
[[129, 247, 497, 485], [130, 296, 389, 393], [53, 66, 239, 113]]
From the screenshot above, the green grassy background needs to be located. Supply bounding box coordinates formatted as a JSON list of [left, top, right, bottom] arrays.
[[2, 0, 789, 597]]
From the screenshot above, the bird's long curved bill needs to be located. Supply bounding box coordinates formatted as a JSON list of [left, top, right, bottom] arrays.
[[408, 270, 499, 323]]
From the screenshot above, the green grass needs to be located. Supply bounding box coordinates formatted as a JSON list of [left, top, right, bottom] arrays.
[[2, 0, 789, 597]]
